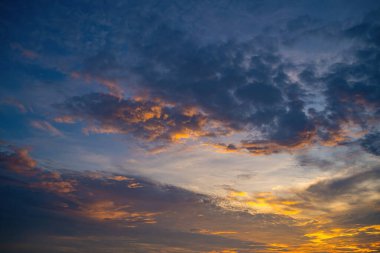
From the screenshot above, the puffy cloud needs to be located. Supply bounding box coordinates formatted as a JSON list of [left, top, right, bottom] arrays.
[[54, 8, 378, 156], [0, 143, 76, 193], [4, 0, 377, 156], [0, 0, 378, 159], [58, 93, 228, 145], [0, 145, 37, 175]]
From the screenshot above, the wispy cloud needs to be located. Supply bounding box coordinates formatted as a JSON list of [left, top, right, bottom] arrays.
[[31, 120, 64, 137]]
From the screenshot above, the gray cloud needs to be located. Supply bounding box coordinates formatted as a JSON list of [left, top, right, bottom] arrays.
[[64, 6, 380, 155], [305, 168, 380, 200], [2, 0, 380, 156], [57, 92, 227, 145], [361, 132, 380, 156]]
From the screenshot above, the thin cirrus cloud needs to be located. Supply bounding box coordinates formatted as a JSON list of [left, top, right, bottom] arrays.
[[31, 120, 64, 137]]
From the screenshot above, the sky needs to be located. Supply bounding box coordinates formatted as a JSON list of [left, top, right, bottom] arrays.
[[1, 0, 380, 252]]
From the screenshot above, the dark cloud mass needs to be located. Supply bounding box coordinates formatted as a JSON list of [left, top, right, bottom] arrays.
[[58, 92, 227, 144], [1, 0, 378, 155], [361, 132, 380, 156], [46, 3, 379, 155]]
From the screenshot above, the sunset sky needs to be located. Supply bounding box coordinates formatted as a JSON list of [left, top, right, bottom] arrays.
[[1, 0, 380, 252]]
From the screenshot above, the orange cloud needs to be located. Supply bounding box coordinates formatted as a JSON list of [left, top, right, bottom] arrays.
[[128, 182, 143, 189], [82, 201, 157, 224], [206, 120, 370, 156], [305, 225, 380, 244], [207, 130, 316, 156], [221, 190, 304, 218], [0, 147, 37, 175], [98, 79, 124, 100], [31, 180, 76, 193], [319, 123, 367, 147], [208, 249, 238, 253], [241, 130, 316, 155], [109, 175, 133, 181], [60, 93, 227, 145], [198, 229, 238, 236], [205, 143, 241, 154], [54, 115, 76, 123]]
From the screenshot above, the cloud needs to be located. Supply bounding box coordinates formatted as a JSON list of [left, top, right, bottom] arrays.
[[1, 1, 380, 252], [0, 145, 37, 175], [71, 70, 125, 100], [3, 0, 378, 156], [215, 167, 380, 252], [58, 93, 228, 145], [220, 166, 380, 222], [54, 115, 76, 123], [361, 132, 380, 156], [30, 180, 76, 193], [220, 190, 302, 217], [0, 143, 76, 193], [82, 201, 156, 223], [52, 7, 378, 156], [31, 120, 63, 137], [0, 145, 272, 252], [305, 167, 380, 201], [2, 143, 380, 252], [0, 98, 27, 113]]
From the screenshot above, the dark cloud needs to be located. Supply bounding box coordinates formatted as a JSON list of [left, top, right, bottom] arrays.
[[1, 1, 380, 251], [2, 0, 379, 155], [235, 83, 283, 106], [66, 31, 320, 154], [61, 6, 380, 155], [0, 144, 37, 175], [296, 167, 380, 228], [305, 168, 380, 200], [0, 143, 76, 193], [318, 12, 380, 130], [361, 132, 380, 156], [57, 92, 228, 145]]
